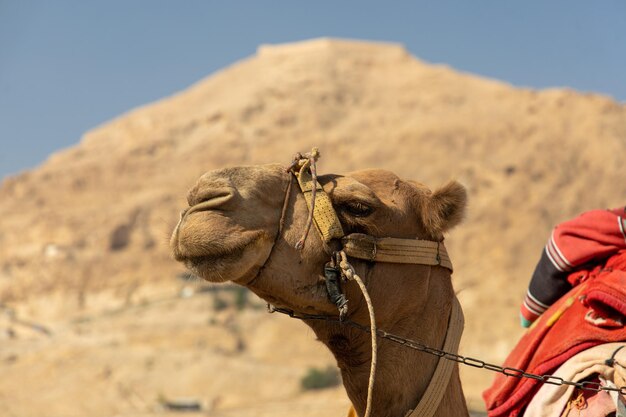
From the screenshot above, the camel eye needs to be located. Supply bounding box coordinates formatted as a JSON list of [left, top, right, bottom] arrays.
[[343, 201, 373, 217]]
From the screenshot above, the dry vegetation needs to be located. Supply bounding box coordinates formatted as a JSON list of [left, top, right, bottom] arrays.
[[1, 38, 625, 416]]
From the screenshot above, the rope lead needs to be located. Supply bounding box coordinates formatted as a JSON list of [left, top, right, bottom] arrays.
[[337, 250, 377, 417]]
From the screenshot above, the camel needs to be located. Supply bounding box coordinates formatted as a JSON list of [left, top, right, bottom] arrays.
[[170, 155, 469, 417]]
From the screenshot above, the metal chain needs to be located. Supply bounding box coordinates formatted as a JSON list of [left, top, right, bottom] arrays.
[[267, 304, 626, 396]]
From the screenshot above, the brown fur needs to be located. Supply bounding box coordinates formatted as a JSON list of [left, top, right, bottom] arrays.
[[171, 164, 470, 417]]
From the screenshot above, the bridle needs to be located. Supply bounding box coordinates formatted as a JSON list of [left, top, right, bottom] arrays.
[[263, 148, 464, 417], [285, 148, 453, 271]]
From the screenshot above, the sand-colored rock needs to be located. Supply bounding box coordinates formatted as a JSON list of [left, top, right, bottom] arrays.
[[1, 38, 625, 415]]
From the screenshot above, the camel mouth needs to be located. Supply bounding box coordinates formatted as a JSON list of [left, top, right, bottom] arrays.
[[174, 231, 273, 284], [171, 163, 291, 285]]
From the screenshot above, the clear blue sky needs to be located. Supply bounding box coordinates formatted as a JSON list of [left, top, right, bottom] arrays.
[[1, 1, 625, 180]]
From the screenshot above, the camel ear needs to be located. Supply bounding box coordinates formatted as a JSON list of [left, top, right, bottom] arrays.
[[421, 181, 467, 236]]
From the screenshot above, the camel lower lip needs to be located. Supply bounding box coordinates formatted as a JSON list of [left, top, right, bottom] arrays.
[[174, 228, 259, 266], [177, 233, 266, 283], [183, 255, 229, 282], [184, 256, 211, 270]]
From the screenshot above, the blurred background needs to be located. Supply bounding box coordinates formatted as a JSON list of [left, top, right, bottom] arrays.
[[1, 1, 625, 416]]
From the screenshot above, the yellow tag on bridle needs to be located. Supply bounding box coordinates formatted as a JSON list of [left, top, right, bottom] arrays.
[[296, 166, 344, 242]]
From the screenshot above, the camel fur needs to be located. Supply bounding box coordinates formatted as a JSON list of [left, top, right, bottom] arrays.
[[170, 163, 469, 417]]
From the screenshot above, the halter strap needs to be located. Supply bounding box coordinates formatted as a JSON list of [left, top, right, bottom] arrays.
[[406, 296, 464, 417], [342, 233, 453, 271]]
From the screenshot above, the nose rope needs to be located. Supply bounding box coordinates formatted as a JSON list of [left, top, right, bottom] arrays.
[[287, 148, 321, 250], [277, 173, 294, 238], [246, 172, 294, 287]]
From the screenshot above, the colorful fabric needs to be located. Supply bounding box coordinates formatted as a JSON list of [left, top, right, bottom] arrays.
[[520, 207, 626, 327], [484, 252, 626, 417], [523, 342, 626, 417]]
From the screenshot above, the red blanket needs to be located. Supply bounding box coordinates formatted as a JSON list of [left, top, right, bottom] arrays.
[[484, 251, 626, 417]]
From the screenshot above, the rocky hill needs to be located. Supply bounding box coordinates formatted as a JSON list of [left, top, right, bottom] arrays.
[[1, 38, 625, 415]]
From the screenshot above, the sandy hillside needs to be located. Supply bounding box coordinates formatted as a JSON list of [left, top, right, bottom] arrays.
[[1, 38, 625, 416]]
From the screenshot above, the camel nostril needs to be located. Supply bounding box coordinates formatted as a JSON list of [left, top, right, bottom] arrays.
[[186, 187, 236, 212]]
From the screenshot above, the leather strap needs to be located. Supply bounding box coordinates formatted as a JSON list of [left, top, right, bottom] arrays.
[[342, 233, 453, 271], [407, 297, 464, 417]]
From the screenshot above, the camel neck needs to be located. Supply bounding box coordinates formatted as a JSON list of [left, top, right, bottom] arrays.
[[306, 267, 469, 417]]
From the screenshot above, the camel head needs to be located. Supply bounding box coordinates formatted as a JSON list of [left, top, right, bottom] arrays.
[[170, 160, 467, 320]]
